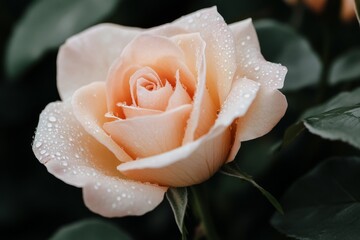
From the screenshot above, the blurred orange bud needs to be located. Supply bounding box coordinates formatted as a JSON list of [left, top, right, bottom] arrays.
[[285, 0, 356, 22]]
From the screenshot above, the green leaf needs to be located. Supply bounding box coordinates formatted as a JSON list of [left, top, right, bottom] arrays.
[[301, 87, 360, 119], [6, 0, 120, 79], [221, 163, 284, 214], [304, 104, 360, 149], [271, 157, 360, 240], [329, 48, 360, 85], [255, 19, 322, 91], [50, 218, 132, 240], [300, 88, 360, 149], [282, 88, 360, 149], [166, 187, 188, 236]]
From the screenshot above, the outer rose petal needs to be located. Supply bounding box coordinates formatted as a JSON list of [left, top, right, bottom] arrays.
[[229, 19, 288, 161], [227, 87, 287, 162], [104, 105, 192, 159], [170, 7, 237, 106], [32, 101, 166, 217], [230, 19, 287, 90], [118, 78, 259, 187], [71, 82, 133, 162], [237, 87, 287, 141], [57, 24, 141, 100]]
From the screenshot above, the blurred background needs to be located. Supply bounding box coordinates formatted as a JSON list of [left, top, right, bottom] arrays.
[[1, 0, 360, 239]]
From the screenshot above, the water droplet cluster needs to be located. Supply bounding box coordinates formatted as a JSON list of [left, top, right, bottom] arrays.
[[32, 102, 162, 215], [232, 20, 287, 89], [217, 78, 259, 126], [176, 8, 237, 104]]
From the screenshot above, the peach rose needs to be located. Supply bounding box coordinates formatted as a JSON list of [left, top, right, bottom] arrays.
[[32, 7, 287, 217]]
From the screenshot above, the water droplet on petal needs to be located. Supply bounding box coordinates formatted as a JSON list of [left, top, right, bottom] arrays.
[[61, 161, 68, 167], [35, 141, 42, 148], [48, 116, 57, 122]]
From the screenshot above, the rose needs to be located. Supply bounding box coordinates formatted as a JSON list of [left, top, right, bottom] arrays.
[[284, 0, 356, 22], [33, 7, 287, 217]]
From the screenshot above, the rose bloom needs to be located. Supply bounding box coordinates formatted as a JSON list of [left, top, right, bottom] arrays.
[[33, 7, 287, 217], [285, 0, 356, 22]]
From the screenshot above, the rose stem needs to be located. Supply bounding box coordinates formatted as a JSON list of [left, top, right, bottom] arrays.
[[190, 185, 220, 240]]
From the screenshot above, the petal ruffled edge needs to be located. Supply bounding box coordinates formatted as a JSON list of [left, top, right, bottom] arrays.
[[230, 18, 287, 90], [33, 100, 166, 217]]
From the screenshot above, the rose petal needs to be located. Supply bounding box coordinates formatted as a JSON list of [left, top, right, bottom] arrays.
[[166, 70, 192, 110], [103, 104, 192, 159], [71, 82, 133, 162], [118, 78, 259, 187], [32, 101, 166, 217], [171, 7, 237, 106], [118, 127, 231, 187], [230, 19, 287, 90], [304, 0, 326, 13], [129, 66, 163, 106], [227, 87, 287, 161], [341, 0, 356, 22], [137, 81, 174, 111], [119, 105, 162, 119], [106, 34, 195, 112], [171, 33, 217, 144], [57, 24, 141, 100], [214, 78, 259, 128]]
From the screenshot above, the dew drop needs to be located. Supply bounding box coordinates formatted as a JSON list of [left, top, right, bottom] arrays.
[[35, 141, 42, 148], [40, 150, 46, 155], [48, 116, 57, 122], [254, 66, 260, 71], [61, 161, 68, 167]]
